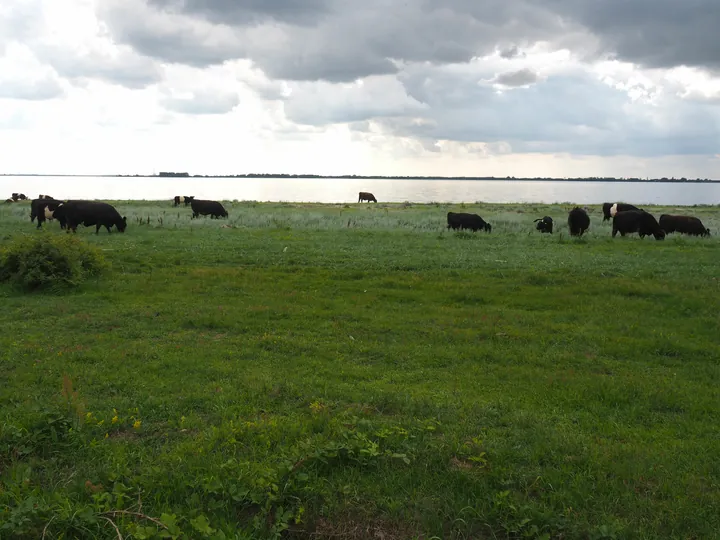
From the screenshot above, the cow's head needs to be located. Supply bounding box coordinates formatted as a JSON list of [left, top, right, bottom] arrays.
[[653, 229, 666, 240], [118, 216, 127, 232], [484, 223, 492, 233]]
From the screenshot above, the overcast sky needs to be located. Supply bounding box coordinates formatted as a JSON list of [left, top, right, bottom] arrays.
[[1, 0, 719, 177]]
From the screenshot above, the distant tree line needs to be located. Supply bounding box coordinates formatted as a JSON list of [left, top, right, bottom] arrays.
[[1, 173, 717, 182], [146, 173, 717, 182]]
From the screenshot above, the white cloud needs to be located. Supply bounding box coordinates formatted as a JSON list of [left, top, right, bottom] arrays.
[[0, 0, 717, 178]]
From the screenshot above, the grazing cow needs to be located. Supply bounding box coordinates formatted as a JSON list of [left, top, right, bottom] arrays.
[[447, 211, 492, 232], [533, 216, 554, 234], [658, 214, 710, 237], [173, 195, 195, 207], [11, 193, 28, 201], [567, 207, 590, 236], [190, 199, 228, 219], [4, 198, 13, 204], [612, 210, 665, 240], [358, 191, 377, 203], [38, 194, 54, 200], [54, 201, 127, 234], [602, 202, 641, 222], [30, 198, 67, 229]]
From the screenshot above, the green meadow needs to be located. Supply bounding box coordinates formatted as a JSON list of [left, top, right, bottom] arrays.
[[1, 200, 719, 539]]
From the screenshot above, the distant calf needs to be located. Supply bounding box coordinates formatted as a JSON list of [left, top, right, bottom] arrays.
[[659, 214, 710, 237], [191, 199, 228, 219], [602, 202, 640, 222], [533, 216, 553, 234], [30, 198, 67, 229], [55, 201, 127, 234], [447, 211, 492, 232], [567, 207, 590, 236], [11, 193, 27, 201], [173, 195, 194, 207], [358, 191, 377, 203], [612, 210, 665, 240]]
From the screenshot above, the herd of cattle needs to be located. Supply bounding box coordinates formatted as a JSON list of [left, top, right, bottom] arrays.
[[448, 202, 711, 239], [3, 190, 713, 239]]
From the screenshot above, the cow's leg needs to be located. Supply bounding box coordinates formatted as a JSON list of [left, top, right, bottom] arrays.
[[96, 224, 101, 234], [106, 225, 112, 233]]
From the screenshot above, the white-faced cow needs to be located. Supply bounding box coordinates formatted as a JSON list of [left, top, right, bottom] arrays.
[[602, 202, 641, 222], [30, 198, 67, 229], [173, 195, 195, 207]]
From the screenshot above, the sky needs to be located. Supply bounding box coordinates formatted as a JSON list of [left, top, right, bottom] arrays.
[[1, 0, 719, 178]]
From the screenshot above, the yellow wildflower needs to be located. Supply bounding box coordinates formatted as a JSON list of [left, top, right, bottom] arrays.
[[133, 420, 141, 429], [111, 415, 119, 424]]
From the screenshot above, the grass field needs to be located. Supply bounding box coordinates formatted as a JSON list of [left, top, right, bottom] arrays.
[[1, 199, 719, 539]]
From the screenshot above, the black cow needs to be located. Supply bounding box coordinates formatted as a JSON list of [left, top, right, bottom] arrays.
[[358, 191, 377, 203], [568, 207, 590, 236], [659, 214, 710, 237], [191, 199, 228, 219], [54, 201, 127, 234], [447, 211, 492, 232], [11, 193, 27, 201], [173, 195, 195, 207], [612, 210, 665, 240], [533, 216, 553, 234], [30, 198, 67, 229], [602, 202, 641, 222]]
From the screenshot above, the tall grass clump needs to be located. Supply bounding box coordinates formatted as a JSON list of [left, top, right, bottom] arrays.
[[0, 233, 108, 291]]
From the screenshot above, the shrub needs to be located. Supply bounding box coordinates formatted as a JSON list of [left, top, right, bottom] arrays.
[[0, 233, 108, 291]]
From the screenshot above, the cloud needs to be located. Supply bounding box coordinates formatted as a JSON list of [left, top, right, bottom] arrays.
[[0, 44, 65, 100], [282, 76, 426, 126], [160, 89, 240, 115], [98, 0, 720, 84], [493, 68, 539, 87]]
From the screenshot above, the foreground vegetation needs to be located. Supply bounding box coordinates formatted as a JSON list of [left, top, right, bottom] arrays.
[[1, 200, 719, 539]]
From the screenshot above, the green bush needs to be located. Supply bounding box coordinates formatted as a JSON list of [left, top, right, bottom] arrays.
[[0, 233, 108, 291]]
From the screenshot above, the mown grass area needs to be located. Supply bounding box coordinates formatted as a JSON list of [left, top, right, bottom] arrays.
[[1, 200, 720, 539]]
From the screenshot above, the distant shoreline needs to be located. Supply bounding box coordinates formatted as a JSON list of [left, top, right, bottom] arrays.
[[1, 173, 718, 183]]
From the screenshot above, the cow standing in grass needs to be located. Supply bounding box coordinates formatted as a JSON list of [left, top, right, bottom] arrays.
[[602, 202, 641, 222], [173, 195, 195, 207], [447, 212, 492, 232], [30, 198, 67, 229], [568, 207, 590, 236], [190, 199, 228, 219], [612, 210, 665, 240], [54, 201, 127, 234], [534, 216, 553, 234], [358, 192, 377, 203], [659, 215, 710, 237]]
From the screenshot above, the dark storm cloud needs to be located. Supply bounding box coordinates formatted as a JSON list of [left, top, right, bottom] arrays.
[[98, 0, 720, 82], [494, 68, 539, 87], [148, 0, 332, 25], [537, 0, 720, 71], [98, 0, 568, 82]]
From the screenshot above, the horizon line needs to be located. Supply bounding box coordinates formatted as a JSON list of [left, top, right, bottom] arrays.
[[1, 173, 718, 183]]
